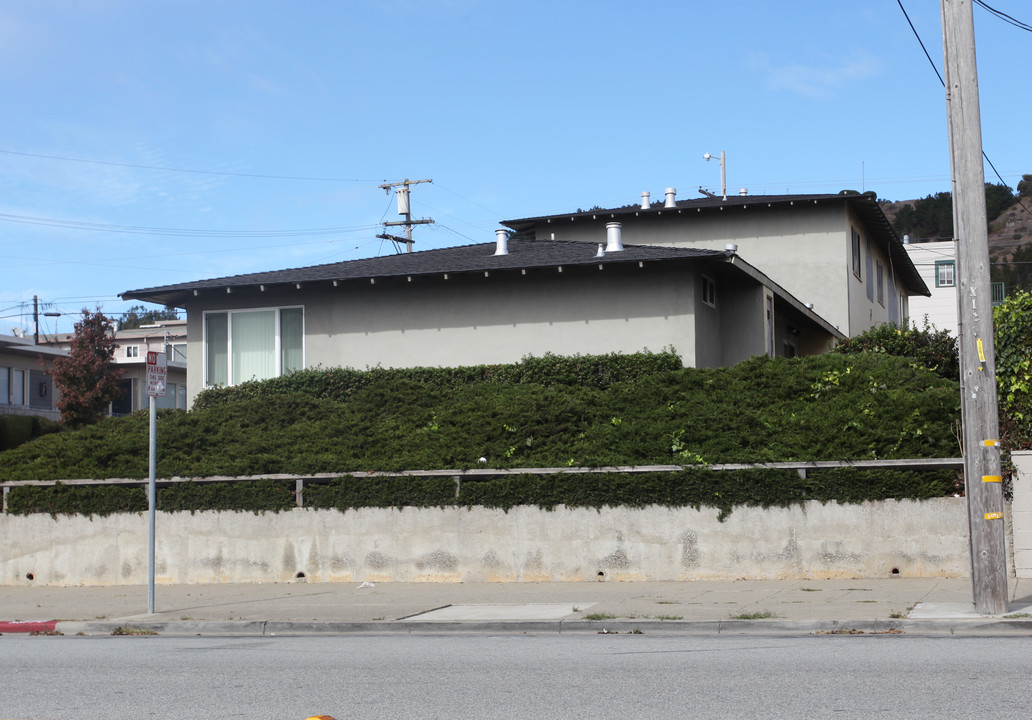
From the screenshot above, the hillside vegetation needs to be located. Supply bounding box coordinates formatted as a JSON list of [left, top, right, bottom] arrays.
[[0, 351, 962, 518]]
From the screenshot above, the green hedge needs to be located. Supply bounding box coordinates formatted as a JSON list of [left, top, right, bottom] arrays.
[[191, 350, 684, 410], [5, 468, 958, 521]]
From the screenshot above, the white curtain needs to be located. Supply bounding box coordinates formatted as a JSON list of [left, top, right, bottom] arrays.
[[205, 313, 228, 386], [232, 310, 275, 382]]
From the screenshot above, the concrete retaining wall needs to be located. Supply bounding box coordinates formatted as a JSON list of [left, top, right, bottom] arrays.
[[0, 498, 971, 586], [1012, 451, 1032, 578]]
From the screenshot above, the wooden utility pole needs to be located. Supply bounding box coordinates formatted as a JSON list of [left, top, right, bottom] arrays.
[[941, 0, 1008, 614], [377, 178, 434, 253]]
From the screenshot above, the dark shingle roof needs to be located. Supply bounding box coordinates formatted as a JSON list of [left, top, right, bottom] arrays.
[[121, 239, 727, 306]]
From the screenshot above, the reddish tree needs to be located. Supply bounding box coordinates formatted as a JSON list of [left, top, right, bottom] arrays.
[[47, 309, 123, 427]]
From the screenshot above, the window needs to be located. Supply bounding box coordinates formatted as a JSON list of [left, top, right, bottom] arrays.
[[936, 260, 956, 288], [876, 260, 885, 306], [0, 367, 8, 405], [783, 341, 798, 359], [701, 275, 716, 308], [125, 345, 139, 358], [851, 227, 862, 279], [11, 368, 25, 406], [166, 342, 187, 363], [204, 307, 304, 387]]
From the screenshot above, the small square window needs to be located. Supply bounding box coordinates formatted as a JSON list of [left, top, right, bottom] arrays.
[[701, 275, 716, 308], [125, 345, 139, 358], [936, 260, 956, 288]]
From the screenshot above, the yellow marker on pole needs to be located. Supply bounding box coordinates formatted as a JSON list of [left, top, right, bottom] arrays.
[[982, 475, 1002, 483], [983, 439, 1000, 447], [977, 338, 986, 362], [985, 512, 1003, 520]]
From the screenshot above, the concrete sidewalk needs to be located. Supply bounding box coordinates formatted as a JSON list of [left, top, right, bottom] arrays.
[[2, 577, 1032, 636]]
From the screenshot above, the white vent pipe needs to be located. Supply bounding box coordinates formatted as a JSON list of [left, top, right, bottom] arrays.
[[641, 191, 651, 210], [494, 229, 509, 256], [605, 222, 624, 252], [725, 243, 738, 253], [664, 187, 677, 208], [739, 188, 748, 196]]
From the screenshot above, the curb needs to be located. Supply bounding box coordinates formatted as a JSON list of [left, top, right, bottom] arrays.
[[44, 617, 1032, 637], [0, 620, 58, 634]]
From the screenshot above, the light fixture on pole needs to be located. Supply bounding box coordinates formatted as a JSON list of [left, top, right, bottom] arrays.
[[703, 151, 727, 201]]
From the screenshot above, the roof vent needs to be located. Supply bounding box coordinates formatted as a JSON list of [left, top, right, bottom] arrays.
[[725, 243, 738, 253], [641, 191, 651, 210], [664, 187, 677, 208], [739, 188, 748, 196], [805, 303, 815, 310], [595, 243, 605, 258], [494, 229, 509, 256], [605, 222, 624, 252]]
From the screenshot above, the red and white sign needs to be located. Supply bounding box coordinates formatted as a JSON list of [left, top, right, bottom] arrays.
[[146, 351, 167, 398]]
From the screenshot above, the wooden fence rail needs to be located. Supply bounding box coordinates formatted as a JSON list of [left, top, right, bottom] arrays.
[[1, 458, 964, 513]]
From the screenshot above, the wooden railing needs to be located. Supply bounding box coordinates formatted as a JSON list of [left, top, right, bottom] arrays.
[[0, 458, 964, 513]]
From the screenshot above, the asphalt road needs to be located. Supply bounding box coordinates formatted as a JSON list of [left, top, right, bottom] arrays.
[[2, 633, 1030, 719]]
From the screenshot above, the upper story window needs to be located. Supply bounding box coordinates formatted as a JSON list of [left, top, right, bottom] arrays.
[[701, 275, 716, 308], [876, 260, 885, 306], [166, 342, 187, 363], [204, 306, 304, 387], [125, 345, 139, 358], [851, 227, 862, 280], [935, 259, 956, 288]]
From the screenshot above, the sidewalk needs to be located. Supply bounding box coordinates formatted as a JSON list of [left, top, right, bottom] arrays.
[[2, 577, 1031, 636]]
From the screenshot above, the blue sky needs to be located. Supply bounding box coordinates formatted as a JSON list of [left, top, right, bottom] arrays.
[[2, 0, 1030, 335]]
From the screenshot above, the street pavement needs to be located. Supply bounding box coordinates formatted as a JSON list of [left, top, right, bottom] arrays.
[[2, 577, 1032, 636]]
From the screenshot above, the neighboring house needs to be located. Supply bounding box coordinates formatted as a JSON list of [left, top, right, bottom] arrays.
[[0, 334, 64, 421], [903, 239, 959, 335], [122, 235, 844, 406], [502, 191, 930, 336], [43, 319, 188, 413]]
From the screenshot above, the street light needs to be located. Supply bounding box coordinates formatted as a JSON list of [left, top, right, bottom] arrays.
[[704, 151, 727, 201]]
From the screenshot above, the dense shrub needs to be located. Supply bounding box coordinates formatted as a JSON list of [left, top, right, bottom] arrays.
[[191, 350, 684, 410], [833, 320, 958, 380], [995, 290, 1032, 447]]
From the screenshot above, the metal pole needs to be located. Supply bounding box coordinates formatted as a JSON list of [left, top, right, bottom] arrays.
[[941, 0, 1008, 614], [148, 395, 157, 614]]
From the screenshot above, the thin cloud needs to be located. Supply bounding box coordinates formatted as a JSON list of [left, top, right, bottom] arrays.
[[753, 53, 882, 99]]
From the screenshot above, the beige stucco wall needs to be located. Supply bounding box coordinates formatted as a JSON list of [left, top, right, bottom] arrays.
[[186, 262, 709, 404], [0, 498, 969, 586], [532, 203, 907, 337]]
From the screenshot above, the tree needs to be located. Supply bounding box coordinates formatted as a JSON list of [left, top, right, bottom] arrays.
[[48, 309, 124, 428], [119, 304, 179, 331], [1018, 174, 1032, 198]]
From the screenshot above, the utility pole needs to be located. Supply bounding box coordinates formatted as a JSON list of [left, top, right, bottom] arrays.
[[33, 295, 39, 345], [377, 178, 434, 253], [941, 0, 1008, 614]]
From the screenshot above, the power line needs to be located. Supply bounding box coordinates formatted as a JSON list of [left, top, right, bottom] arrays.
[[0, 211, 380, 238], [974, 0, 1032, 32], [896, 1, 1032, 219], [0, 148, 372, 183]]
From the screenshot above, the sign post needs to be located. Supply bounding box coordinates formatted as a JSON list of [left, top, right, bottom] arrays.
[[145, 351, 167, 614]]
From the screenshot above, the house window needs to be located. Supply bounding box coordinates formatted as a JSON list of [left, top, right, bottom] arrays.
[[0, 367, 8, 405], [936, 260, 956, 288], [876, 260, 885, 306], [125, 345, 139, 358], [701, 275, 717, 308], [204, 307, 304, 387], [851, 227, 862, 279], [783, 341, 798, 359], [10, 368, 25, 406], [166, 342, 187, 363]]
